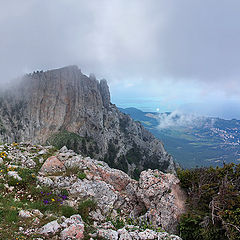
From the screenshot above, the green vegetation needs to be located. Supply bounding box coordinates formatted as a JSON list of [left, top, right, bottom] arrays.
[[110, 216, 125, 229], [47, 130, 99, 158], [78, 199, 97, 223], [178, 163, 240, 240], [61, 205, 77, 218], [78, 170, 87, 180], [47, 130, 84, 152], [126, 143, 142, 165]]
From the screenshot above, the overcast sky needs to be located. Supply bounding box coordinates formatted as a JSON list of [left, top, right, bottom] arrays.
[[1, 0, 240, 118]]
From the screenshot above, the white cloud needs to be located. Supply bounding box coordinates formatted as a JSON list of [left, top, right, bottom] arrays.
[[157, 111, 207, 129]]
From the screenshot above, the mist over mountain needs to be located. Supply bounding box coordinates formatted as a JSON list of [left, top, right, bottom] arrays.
[[157, 111, 208, 129], [0, 66, 177, 178], [120, 107, 240, 168]]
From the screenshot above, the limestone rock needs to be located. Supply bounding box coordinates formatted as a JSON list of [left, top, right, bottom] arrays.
[[60, 224, 84, 240], [118, 228, 133, 240], [39, 220, 61, 235], [40, 156, 66, 174], [8, 171, 22, 181], [70, 179, 118, 214], [60, 215, 85, 240], [31, 209, 44, 218], [19, 210, 32, 218], [37, 176, 54, 186], [98, 229, 118, 240], [136, 169, 186, 233]]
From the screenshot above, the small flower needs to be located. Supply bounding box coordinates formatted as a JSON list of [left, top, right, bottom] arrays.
[[43, 200, 49, 204], [51, 198, 55, 202], [61, 195, 67, 200]]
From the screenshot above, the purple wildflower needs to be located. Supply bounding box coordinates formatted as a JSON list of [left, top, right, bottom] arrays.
[[61, 195, 67, 200]]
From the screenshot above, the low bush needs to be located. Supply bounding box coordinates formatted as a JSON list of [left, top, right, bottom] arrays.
[[178, 163, 240, 240]]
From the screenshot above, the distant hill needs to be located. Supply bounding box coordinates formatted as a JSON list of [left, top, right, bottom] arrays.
[[119, 107, 240, 168]]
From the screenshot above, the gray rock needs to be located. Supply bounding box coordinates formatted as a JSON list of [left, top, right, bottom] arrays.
[[25, 158, 36, 168], [138, 229, 158, 239], [31, 209, 44, 218], [19, 210, 32, 218], [60, 215, 84, 240], [98, 229, 118, 240], [118, 228, 132, 240], [59, 146, 68, 153], [8, 171, 22, 181], [39, 220, 61, 235], [38, 149, 47, 155], [70, 179, 118, 214], [37, 176, 54, 187]]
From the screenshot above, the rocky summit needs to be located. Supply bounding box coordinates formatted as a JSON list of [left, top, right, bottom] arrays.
[[0, 142, 184, 239], [0, 66, 176, 177]]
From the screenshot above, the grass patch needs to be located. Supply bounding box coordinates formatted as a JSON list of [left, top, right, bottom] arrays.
[[78, 199, 97, 223], [78, 171, 86, 180], [61, 205, 77, 218]]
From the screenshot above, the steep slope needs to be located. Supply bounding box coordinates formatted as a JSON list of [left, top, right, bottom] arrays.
[[0, 66, 176, 177]]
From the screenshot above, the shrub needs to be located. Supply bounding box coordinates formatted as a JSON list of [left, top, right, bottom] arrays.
[[61, 205, 77, 218], [178, 163, 240, 240]]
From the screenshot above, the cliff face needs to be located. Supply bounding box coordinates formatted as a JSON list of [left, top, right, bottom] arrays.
[[0, 65, 176, 176]]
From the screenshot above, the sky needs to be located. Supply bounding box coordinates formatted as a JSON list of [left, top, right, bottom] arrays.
[[0, 0, 240, 119]]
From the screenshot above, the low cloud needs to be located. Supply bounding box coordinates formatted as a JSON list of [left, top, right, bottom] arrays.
[[0, 0, 240, 95], [157, 111, 208, 129]]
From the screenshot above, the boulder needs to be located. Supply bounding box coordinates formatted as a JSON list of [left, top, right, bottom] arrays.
[[39, 220, 61, 235], [8, 171, 22, 181], [19, 210, 32, 218], [40, 156, 66, 174]]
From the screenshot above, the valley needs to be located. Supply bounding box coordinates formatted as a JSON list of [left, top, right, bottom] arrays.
[[119, 108, 240, 168]]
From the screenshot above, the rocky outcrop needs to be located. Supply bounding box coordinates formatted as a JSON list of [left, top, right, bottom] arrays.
[[0, 142, 184, 239], [0, 65, 176, 176]]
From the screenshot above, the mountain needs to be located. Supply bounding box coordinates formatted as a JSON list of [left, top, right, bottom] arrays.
[[119, 107, 240, 168], [0, 66, 176, 177]]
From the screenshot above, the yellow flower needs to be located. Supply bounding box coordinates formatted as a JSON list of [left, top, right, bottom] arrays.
[[51, 198, 55, 202]]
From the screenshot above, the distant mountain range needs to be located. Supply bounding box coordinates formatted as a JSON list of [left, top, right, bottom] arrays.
[[119, 107, 240, 168]]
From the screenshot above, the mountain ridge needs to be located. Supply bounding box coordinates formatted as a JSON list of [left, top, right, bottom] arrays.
[[0, 66, 176, 177]]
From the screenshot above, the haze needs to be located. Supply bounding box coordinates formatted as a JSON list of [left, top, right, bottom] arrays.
[[1, 0, 240, 119]]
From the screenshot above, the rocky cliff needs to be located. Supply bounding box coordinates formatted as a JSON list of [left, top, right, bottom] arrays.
[[0, 65, 176, 177]]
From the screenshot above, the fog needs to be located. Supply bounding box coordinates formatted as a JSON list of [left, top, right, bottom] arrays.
[[1, 0, 240, 118]]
